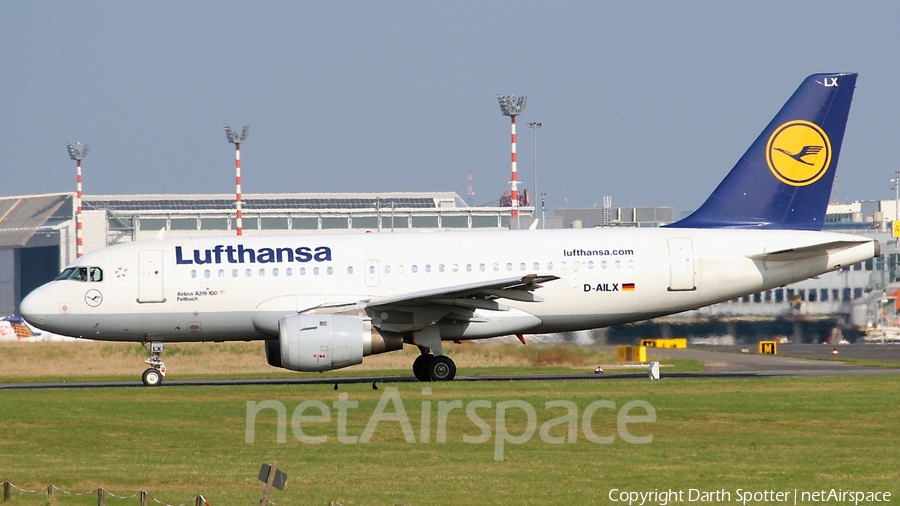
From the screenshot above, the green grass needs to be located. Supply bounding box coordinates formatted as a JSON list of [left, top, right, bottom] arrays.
[[1, 375, 898, 505]]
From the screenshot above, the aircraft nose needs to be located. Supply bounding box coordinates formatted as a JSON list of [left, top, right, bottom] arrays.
[[20, 287, 46, 325]]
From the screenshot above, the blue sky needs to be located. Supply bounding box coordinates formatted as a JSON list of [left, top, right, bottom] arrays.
[[2, 1, 898, 215]]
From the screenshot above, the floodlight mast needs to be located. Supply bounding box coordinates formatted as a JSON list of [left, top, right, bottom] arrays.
[[66, 142, 90, 258], [224, 124, 250, 236], [526, 122, 542, 218], [497, 95, 526, 220]]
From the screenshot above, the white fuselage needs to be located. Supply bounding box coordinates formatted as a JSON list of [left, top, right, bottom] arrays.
[[21, 227, 878, 343]]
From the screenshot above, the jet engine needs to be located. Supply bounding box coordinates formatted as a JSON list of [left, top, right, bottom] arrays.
[[265, 314, 403, 372]]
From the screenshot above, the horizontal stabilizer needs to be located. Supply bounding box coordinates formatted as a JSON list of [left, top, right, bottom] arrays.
[[748, 240, 870, 262]]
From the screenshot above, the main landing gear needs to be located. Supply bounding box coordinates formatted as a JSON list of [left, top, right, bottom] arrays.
[[412, 349, 456, 382], [141, 341, 167, 387]]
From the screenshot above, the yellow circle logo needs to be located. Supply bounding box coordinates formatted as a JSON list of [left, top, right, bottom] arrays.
[[766, 120, 831, 186]]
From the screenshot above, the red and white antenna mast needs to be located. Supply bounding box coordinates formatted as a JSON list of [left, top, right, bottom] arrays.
[[497, 95, 527, 219], [466, 170, 474, 206], [66, 142, 90, 258], [224, 124, 249, 236]]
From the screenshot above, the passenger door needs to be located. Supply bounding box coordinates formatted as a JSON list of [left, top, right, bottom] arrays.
[[667, 238, 696, 291], [138, 250, 166, 303]]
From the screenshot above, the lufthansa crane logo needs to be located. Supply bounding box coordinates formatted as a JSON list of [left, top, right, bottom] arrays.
[[84, 289, 103, 307], [766, 120, 832, 187]]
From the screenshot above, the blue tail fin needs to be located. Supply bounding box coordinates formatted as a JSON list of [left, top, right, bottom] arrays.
[[668, 73, 857, 230]]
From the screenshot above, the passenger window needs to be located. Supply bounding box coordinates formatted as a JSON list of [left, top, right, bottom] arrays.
[[89, 267, 103, 282]]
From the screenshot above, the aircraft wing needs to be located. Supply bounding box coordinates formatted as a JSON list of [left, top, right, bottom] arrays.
[[364, 274, 560, 309], [748, 240, 871, 262]]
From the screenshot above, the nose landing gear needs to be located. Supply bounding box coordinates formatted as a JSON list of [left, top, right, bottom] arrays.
[[141, 341, 166, 386]]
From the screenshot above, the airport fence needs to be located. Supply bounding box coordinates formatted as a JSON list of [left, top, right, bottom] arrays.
[[1, 482, 210, 506]]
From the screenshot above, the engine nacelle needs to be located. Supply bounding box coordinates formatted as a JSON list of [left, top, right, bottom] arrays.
[[266, 314, 402, 372]]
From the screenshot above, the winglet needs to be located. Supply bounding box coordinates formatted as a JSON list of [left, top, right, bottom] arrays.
[[155, 227, 165, 240], [668, 73, 857, 231]]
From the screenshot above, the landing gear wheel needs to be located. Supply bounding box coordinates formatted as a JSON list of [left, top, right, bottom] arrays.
[[429, 355, 456, 381], [141, 341, 167, 387], [142, 368, 163, 387], [413, 354, 433, 382]]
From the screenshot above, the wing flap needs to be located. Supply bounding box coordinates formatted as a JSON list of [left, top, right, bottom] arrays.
[[365, 274, 559, 309]]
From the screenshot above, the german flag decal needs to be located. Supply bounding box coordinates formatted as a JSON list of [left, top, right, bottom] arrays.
[[622, 283, 635, 291]]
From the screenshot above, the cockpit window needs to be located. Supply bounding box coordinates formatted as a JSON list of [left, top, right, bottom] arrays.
[[71, 267, 89, 281], [56, 268, 76, 281], [57, 266, 103, 282]]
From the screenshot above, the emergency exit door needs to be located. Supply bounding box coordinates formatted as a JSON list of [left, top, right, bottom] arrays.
[[364, 259, 380, 287]]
